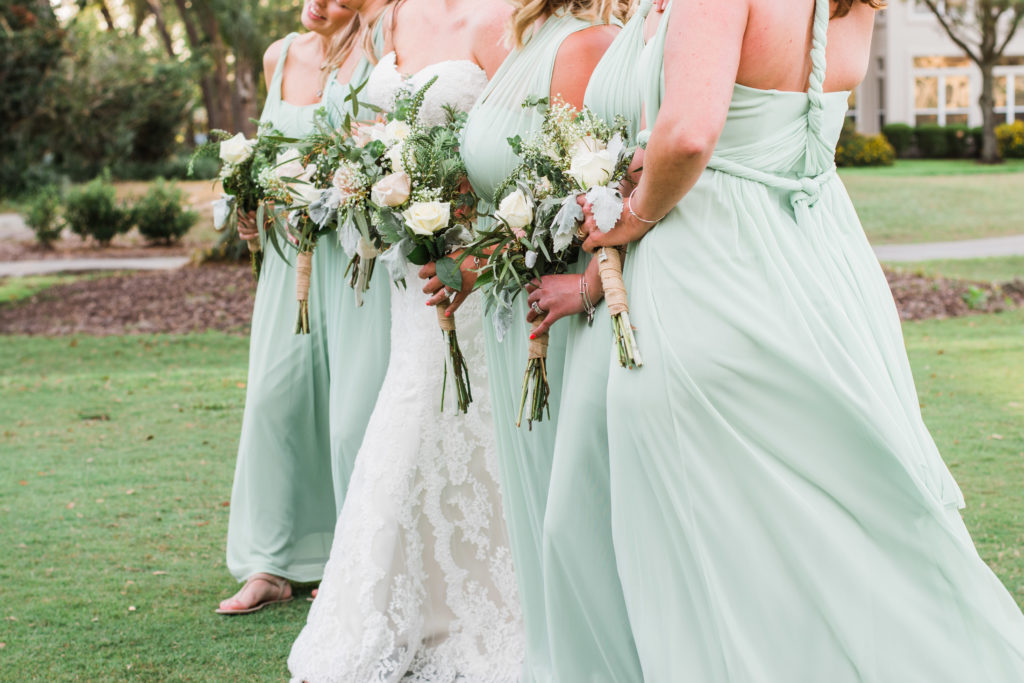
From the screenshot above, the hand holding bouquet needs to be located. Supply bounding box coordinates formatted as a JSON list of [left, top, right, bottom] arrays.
[[468, 97, 639, 427]]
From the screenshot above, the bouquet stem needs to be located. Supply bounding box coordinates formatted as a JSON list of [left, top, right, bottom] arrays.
[[517, 321, 550, 429], [295, 251, 313, 335], [345, 254, 376, 307], [246, 235, 263, 282], [437, 300, 472, 413], [598, 247, 642, 369]]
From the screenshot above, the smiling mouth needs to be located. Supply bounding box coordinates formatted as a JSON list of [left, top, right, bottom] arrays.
[[307, 5, 327, 20]]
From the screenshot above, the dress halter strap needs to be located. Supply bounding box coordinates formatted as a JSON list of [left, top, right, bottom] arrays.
[[638, 0, 655, 18], [269, 33, 300, 103], [806, 0, 831, 145]]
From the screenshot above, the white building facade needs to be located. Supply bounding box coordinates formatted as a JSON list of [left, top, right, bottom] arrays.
[[854, 2, 1024, 134]]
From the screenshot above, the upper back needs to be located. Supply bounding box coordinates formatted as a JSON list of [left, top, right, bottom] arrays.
[[736, 0, 876, 94]]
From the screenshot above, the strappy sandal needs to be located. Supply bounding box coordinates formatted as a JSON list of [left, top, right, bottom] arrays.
[[215, 573, 293, 615]]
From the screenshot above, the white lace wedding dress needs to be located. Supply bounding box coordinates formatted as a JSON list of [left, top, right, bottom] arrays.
[[288, 55, 524, 683]]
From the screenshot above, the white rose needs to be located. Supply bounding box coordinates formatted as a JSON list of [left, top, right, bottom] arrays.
[[370, 172, 411, 207], [402, 201, 451, 236], [383, 119, 413, 145], [290, 182, 322, 208], [273, 149, 305, 181], [355, 121, 387, 147], [386, 140, 406, 173], [567, 137, 616, 190], [219, 133, 255, 165], [495, 189, 534, 231]]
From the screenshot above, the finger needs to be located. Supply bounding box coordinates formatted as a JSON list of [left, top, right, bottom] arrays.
[[524, 278, 542, 293], [526, 289, 542, 307], [582, 232, 603, 253], [445, 287, 471, 315], [530, 311, 558, 338], [426, 290, 449, 307], [422, 276, 443, 295], [418, 263, 437, 280]]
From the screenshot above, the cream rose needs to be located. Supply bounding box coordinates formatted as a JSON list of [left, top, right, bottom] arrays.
[[355, 121, 387, 147], [220, 133, 255, 165], [383, 120, 413, 145], [386, 141, 406, 173], [371, 172, 411, 207], [567, 136, 616, 190], [290, 182, 322, 207], [273, 149, 306, 181], [496, 189, 534, 231], [402, 201, 451, 236]]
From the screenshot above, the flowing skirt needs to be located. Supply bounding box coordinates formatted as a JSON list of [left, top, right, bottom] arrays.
[[608, 171, 1024, 681]]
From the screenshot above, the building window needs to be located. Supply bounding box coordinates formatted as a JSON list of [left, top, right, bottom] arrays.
[[915, 75, 939, 124], [993, 71, 1024, 123], [913, 56, 975, 125]]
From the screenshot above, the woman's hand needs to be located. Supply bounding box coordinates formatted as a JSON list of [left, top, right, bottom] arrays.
[[654, 0, 669, 11], [525, 274, 585, 338], [578, 196, 655, 253], [419, 250, 481, 316], [237, 209, 259, 241]]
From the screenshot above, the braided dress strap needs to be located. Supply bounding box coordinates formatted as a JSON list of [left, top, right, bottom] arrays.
[[805, 0, 833, 170]]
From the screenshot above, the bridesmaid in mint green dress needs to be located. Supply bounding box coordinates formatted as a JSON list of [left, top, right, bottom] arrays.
[[538, 3, 656, 679], [221, 9, 361, 614], [317, 23, 392, 510], [580, 0, 1024, 678], [459, 5, 618, 680]]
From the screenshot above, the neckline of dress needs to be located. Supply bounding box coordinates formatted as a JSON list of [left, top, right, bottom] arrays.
[[380, 51, 487, 81], [732, 82, 851, 99]]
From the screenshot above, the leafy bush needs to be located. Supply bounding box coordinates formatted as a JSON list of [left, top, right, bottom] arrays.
[[996, 121, 1024, 159], [881, 123, 915, 157], [915, 124, 950, 158], [112, 154, 220, 182], [945, 124, 972, 158], [836, 121, 895, 167], [23, 187, 63, 247], [132, 179, 198, 245], [64, 174, 132, 245], [969, 127, 984, 157]]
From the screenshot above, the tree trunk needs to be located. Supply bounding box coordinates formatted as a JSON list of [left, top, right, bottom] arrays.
[[979, 61, 1001, 163], [97, 0, 116, 31], [194, 2, 235, 133], [171, 0, 231, 132], [147, 0, 177, 60], [231, 50, 260, 136]]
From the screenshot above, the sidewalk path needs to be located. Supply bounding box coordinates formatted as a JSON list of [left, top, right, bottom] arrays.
[[0, 257, 190, 277], [873, 234, 1024, 262]]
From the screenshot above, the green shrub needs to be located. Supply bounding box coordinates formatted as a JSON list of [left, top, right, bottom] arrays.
[[945, 124, 971, 158], [836, 121, 895, 167], [881, 123, 915, 157], [131, 179, 198, 244], [22, 187, 63, 247], [996, 120, 1024, 158], [64, 174, 132, 245], [915, 124, 950, 158], [969, 126, 984, 157]]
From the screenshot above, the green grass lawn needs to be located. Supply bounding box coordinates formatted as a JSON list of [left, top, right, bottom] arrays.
[[1, 315, 1023, 680], [885, 255, 1024, 283], [842, 166, 1024, 244], [840, 158, 1024, 178]]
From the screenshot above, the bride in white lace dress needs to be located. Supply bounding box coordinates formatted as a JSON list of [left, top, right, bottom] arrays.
[[287, 2, 521, 682]]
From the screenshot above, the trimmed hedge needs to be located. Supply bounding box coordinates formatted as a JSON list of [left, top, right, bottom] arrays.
[[881, 123, 915, 157], [996, 121, 1024, 158], [64, 174, 133, 245], [132, 179, 198, 245]]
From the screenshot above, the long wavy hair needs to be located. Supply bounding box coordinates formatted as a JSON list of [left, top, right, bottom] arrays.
[[321, 13, 364, 88], [833, 0, 886, 18], [507, 0, 629, 47]]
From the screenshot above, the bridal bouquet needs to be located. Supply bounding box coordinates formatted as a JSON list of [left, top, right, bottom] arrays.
[[369, 78, 478, 413], [468, 98, 639, 427], [192, 126, 287, 280]]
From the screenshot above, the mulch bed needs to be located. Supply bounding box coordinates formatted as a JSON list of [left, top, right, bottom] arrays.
[[0, 240, 192, 263], [0, 265, 1021, 337], [0, 265, 255, 336]]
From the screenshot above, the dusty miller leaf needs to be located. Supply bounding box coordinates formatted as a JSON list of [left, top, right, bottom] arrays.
[[552, 195, 583, 253], [339, 211, 361, 258], [586, 186, 623, 233]]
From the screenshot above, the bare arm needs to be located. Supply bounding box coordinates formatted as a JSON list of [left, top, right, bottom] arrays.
[[585, 0, 748, 250]]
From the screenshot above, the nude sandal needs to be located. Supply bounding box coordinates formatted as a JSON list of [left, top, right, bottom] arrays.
[[215, 573, 293, 615]]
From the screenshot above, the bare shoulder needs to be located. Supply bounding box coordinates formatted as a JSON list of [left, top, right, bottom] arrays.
[[558, 24, 619, 63], [263, 38, 286, 77]]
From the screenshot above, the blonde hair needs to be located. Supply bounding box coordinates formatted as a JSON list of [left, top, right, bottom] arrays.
[[507, 0, 627, 47], [833, 0, 886, 18], [321, 14, 364, 88]]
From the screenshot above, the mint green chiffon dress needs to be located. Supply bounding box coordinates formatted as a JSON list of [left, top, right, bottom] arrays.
[[226, 33, 335, 583], [609, 1, 1024, 680], [541, 2, 652, 680], [462, 13, 593, 682], [318, 45, 392, 507]]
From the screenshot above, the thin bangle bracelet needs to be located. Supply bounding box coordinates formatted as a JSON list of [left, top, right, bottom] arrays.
[[627, 192, 659, 225]]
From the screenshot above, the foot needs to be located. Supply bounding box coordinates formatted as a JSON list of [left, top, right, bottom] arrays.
[[216, 573, 293, 615]]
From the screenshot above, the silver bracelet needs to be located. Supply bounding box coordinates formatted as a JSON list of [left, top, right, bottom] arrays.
[[580, 275, 596, 326], [627, 192, 659, 225]]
